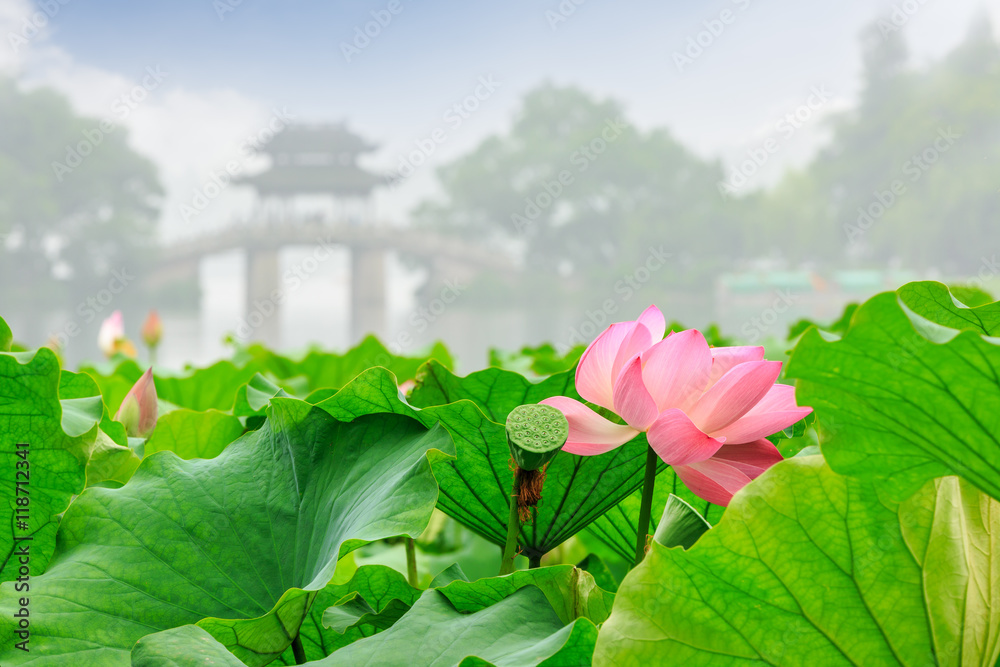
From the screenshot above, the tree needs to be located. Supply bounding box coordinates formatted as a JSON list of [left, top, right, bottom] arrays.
[[782, 19, 1000, 270], [413, 83, 738, 300], [0, 79, 162, 339]]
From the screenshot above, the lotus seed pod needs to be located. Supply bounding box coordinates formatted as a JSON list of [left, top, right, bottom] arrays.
[[506, 403, 568, 471]]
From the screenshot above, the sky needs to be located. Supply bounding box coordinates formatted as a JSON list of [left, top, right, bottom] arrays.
[[3, 0, 998, 241]]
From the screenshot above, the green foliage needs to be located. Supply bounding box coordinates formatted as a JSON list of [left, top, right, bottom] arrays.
[[3, 278, 1000, 665], [143, 586, 598, 667], [272, 562, 611, 664], [0, 316, 11, 352], [0, 348, 93, 582], [595, 456, 1000, 666], [317, 364, 660, 561], [586, 463, 726, 563], [0, 401, 454, 665], [0, 79, 162, 317], [410, 362, 666, 559], [143, 409, 244, 460], [489, 343, 585, 376], [786, 302, 859, 340], [788, 282, 1000, 501]]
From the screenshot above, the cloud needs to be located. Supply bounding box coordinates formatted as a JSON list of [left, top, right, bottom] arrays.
[[8, 0, 274, 243], [0, 0, 34, 74]]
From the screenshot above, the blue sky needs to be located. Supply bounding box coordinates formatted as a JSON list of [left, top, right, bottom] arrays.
[[38, 0, 993, 146], [10, 0, 997, 232]]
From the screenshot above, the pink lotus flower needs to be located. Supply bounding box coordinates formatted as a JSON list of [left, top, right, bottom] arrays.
[[98, 311, 125, 358], [541, 305, 812, 506], [115, 368, 158, 438]]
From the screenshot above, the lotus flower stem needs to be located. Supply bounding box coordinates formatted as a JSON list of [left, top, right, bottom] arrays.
[[499, 471, 523, 575], [405, 536, 418, 587], [634, 445, 659, 566], [291, 635, 306, 664], [528, 554, 542, 569]]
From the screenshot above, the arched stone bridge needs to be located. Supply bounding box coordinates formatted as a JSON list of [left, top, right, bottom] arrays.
[[151, 220, 512, 345]]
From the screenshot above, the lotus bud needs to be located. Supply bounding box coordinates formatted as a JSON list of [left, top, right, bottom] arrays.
[[141, 310, 162, 349], [115, 368, 158, 438]]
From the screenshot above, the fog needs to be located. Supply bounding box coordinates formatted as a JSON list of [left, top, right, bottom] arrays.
[[1, 0, 998, 371]]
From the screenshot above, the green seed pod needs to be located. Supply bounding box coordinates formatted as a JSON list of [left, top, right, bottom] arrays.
[[506, 404, 568, 471]]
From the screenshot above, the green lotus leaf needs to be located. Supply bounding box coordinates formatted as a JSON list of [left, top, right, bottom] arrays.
[[313, 586, 597, 666], [586, 466, 723, 562], [0, 348, 93, 583], [243, 335, 453, 391], [318, 365, 658, 561], [143, 409, 245, 460], [132, 625, 246, 666], [137, 586, 597, 667], [897, 281, 1000, 334], [0, 398, 454, 665], [274, 561, 612, 664], [0, 316, 11, 352], [594, 455, 1000, 666], [787, 286, 1000, 501]]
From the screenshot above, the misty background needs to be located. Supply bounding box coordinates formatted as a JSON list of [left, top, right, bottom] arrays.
[[1, 0, 998, 371]]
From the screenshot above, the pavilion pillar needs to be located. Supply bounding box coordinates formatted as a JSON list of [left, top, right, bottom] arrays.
[[351, 246, 385, 341], [245, 248, 282, 348]]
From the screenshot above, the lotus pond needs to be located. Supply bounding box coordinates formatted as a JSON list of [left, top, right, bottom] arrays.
[[1, 280, 998, 666]]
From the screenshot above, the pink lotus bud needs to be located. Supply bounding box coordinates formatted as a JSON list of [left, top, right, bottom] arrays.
[[98, 311, 125, 358], [141, 310, 163, 348], [115, 368, 158, 438]]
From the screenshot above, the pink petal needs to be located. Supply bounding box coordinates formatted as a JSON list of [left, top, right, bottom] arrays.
[[636, 305, 666, 342], [640, 329, 712, 412], [647, 408, 725, 467], [673, 459, 752, 507], [687, 360, 782, 434], [539, 396, 639, 456], [610, 324, 653, 387], [611, 356, 659, 430], [711, 439, 783, 479], [707, 345, 765, 388], [575, 322, 636, 411], [711, 384, 812, 443]]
